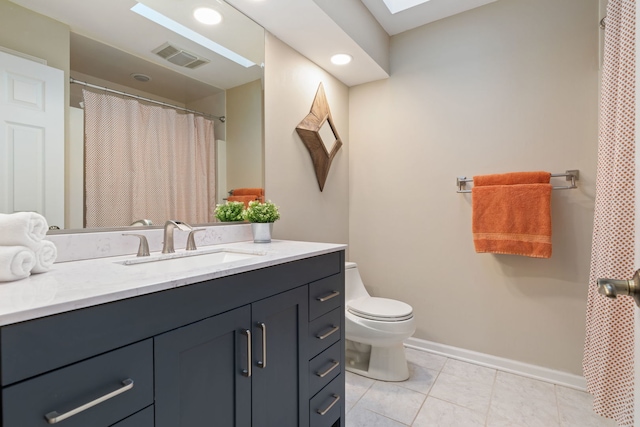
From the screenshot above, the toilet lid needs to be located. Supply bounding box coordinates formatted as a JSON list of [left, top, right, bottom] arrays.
[[347, 297, 414, 322]]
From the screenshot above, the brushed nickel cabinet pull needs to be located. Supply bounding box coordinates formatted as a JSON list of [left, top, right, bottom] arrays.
[[316, 325, 340, 340], [316, 360, 340, 378], [242, 329, 252, 377], [317, 394, 340, 416], [317, 291, 340, 302], [258, 322, 267, 368], [44, 379, 134, 424]]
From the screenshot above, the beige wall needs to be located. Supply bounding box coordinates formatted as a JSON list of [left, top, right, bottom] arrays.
[[264, 34, 349, 246], [0, 0, 69, 71], [349, 0, 599, 375], [226, 79, 264, 192], [186, 91, 226, 142]]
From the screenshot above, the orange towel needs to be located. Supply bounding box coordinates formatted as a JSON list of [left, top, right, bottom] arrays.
[[474, 171, 551, 186], [472, 172, 552, 258], [231, 188, 264, 197]]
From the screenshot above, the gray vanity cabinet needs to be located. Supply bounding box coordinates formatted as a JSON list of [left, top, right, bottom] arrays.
[[0, 250, 345, 427]]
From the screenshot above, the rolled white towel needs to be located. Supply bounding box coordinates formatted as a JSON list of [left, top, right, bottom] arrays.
[[0, 246, 35, 282], [31, 240, 57, 274], [0, 212, 48, 250]]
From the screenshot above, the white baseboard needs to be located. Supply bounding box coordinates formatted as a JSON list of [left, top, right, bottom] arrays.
[[405, 337, 587, 391]]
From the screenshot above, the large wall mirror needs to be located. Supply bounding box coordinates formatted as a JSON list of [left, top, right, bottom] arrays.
[[0, 0, 264, 232]]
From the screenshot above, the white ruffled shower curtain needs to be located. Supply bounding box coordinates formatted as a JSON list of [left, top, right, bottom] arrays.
[[583, 0, 636, 425], [83, 89, 215, 228]]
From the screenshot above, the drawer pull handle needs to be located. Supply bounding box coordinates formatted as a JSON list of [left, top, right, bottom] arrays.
[[258, 322, 267, 368], [242, 329, 252, 377], [316, 360, 340, 378], [44, 378, 134, 424], [317, 394, 341, 416], [317, 325, 340, 340], [317, 290, 340, 302]]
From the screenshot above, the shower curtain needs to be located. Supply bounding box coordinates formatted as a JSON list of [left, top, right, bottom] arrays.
[[83, 89, 215, 228], [583, 0, 636, 425]]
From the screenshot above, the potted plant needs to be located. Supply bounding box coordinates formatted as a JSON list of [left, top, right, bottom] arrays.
[[243, 200, 280, 243], [214, 201, 246, 222]]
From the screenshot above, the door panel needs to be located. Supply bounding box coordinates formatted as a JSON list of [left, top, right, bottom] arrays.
[[0, 50, 64, 227]]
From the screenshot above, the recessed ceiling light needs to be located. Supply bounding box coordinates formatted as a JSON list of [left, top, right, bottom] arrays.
[[130, 3, 255, 68], [131, 73, 152, 82], [383, 0, 431, 14], [331, 54, 352, 65], [193, 7, 222, 25]]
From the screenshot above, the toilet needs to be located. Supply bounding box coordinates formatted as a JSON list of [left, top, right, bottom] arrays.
[[345, 262, 416, 381]]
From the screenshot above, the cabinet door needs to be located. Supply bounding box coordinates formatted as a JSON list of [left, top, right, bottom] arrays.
[[251, 286, 309, 427], [155, 305, 252, 427]]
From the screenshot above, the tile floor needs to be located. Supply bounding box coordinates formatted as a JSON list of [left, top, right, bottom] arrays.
[[345, 347, 618, 427]]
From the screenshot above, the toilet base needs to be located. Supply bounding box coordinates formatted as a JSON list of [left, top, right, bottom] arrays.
[[345, 341, 410, 381]]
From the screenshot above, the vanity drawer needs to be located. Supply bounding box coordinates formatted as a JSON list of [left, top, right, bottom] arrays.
[[2, 339, 153, 427], [309, 274, 343, 321], [112, 406, 154, 427], [309, 341, 342, 397], [309, 307, 342, 358], [310, 374, 343, 427]]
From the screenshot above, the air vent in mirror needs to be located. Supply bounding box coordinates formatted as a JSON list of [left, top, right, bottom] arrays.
[[152, 42, 210, 69]]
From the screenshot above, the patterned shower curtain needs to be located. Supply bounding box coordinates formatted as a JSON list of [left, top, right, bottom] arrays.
[[583, 0, 636, 425], [83, 89, 216, 228]]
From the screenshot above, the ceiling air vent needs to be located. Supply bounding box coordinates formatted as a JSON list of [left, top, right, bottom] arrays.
[[152, 42, 210, 69]]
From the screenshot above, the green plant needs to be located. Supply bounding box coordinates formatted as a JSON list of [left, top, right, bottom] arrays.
[[214, 201, 246, 222], [243, 200, 281, 223]]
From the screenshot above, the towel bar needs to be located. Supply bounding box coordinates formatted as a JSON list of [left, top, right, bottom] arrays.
[[456, 170, 579, 193]]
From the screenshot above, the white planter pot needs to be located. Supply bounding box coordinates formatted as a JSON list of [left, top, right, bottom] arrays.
[[251, 222, 273, 243]]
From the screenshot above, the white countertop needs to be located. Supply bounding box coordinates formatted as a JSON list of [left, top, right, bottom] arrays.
[[0, 240, 346, 327]]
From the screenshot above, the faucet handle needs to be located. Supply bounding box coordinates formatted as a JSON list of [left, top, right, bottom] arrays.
[[123, 234, 150, 257], [186, 229, 206, 251]]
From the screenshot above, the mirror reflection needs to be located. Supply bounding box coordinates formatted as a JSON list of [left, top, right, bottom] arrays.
[[0, 0, 265, 231]]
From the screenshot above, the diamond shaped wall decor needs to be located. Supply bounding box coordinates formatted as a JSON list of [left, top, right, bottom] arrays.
[[295, 82, 343, 191]]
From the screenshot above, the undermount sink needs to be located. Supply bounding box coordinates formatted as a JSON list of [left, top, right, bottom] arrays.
[[117, 248, 265, 271]]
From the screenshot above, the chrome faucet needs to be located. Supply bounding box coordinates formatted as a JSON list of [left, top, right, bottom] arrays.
[[162, 220, 192, 254]]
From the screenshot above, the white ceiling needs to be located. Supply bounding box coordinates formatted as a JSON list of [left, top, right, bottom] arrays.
[[228, 0, 501, 86], [361, 0, 498, 36], [8, 0, 500, 92], [9, 0, 263, 95], [227, 0, 390, 87]]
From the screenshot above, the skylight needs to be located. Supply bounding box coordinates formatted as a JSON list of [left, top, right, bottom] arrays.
[[382, 0, 431, 14], [130, 3, 255, 68]]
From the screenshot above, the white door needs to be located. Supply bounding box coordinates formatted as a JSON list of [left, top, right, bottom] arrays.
[[0, 50, 64, 228]]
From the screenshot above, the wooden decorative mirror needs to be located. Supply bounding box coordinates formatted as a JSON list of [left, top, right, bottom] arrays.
[[295, 83, 343, 191]]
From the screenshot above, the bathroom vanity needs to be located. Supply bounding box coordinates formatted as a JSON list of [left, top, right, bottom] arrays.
[[0, 239, 346, 427]]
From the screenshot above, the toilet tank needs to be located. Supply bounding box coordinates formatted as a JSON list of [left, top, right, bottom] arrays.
[[345, 262, 371, 302]]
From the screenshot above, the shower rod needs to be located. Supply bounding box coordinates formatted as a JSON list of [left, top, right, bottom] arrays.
[[70, 77, 226, 123]]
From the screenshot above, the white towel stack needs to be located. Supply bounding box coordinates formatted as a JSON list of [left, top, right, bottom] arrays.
[[0, 212, 57, 282]]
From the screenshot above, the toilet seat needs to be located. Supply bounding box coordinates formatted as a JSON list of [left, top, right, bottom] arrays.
[[347, 297, 413, 322]]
